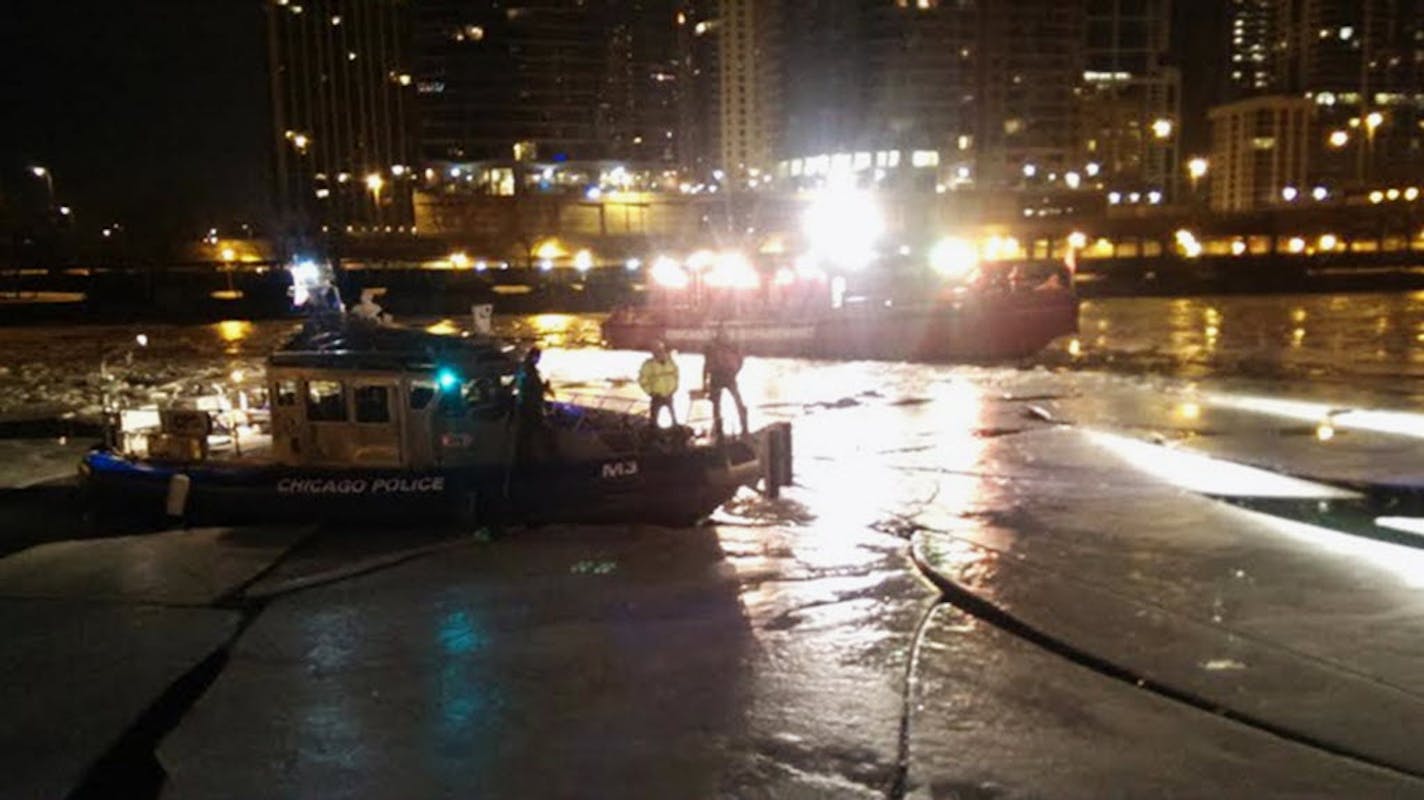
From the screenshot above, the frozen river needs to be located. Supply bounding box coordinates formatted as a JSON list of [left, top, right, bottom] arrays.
[[4, 290, 1424, 422], [3, 292, 1424, 797]]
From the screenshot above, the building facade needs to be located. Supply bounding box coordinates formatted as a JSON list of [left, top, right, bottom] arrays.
[[412, 1, 605, 163], [1227, 0, 1285, 95], [718, 0, 781, 174], [1082, 0, 1181, 200], [675, 1, 722, 177], [267, 0, 416, 233], [976, 1, 1087, 188], [1227, 0, 1424, 189], [1208, 94, 1312, 211]]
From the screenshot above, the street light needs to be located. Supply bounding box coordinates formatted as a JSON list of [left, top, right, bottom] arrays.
[[1360, 111, 1385, 182], [365, 173, 385, 225], [1328, 130, 1349, 149], [1186, 157, 1208, 200], [29, 165, 54, 206], [1151, 119, 1174, 140]]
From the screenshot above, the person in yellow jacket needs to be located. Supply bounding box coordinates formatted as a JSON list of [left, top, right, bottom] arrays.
[[638, 341, 680, 427]]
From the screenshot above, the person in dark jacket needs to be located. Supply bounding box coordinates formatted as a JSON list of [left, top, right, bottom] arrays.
[[512, 347, 555, 460], [703, 330, 748, 438]]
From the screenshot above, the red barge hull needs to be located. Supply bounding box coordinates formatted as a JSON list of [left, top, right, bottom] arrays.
[[604, 290, 1078, 362]]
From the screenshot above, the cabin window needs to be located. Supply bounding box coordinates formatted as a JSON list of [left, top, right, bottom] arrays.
[[275, 380, 299, 407], [306, 380, 346, 422], [409, 380, 436, 411], [354, 385, 391, 423]]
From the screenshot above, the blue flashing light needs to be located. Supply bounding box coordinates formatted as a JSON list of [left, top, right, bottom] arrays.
[[437, 368, 461, 392]]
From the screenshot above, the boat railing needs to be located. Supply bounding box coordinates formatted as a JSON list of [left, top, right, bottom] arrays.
[[552, 391, 718, 453]]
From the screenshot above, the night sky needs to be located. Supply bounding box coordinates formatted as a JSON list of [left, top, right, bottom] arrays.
[[0, 1, 272, 241], [0, 1, 1222, 243]]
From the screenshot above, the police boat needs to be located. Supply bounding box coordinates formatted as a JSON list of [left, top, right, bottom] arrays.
[[80, 318, 792, 527]]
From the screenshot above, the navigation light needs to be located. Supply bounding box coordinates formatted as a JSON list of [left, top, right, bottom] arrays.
[[437, 368, 461, 392]]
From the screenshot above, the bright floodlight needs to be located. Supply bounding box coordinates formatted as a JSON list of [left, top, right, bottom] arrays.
[[1187, 158, 1208, 179], [802, 181, 884, 271], [928, 237, 979, 280], [365, 173, 384, 193], [536, 241, 563, 261], [449, 251, 470, 269], [650, 256, 689, 289], [1175, 229, 1203, 259], [573, 249, 594, 273], [705, 251, 759, 289], [685, 250, 716, 272]]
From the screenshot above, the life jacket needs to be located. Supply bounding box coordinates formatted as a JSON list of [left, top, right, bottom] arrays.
[[639, 356, 680, 397]]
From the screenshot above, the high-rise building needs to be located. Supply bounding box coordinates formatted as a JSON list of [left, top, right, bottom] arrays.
[[1081, 0, 1181, 198], [1219, 0, 1423, 189], [675, 2, 722, 176], [602, 0, 684, 164], [775, 0, 1084, 195], [781, 0, 868, 159], [718, 0, 781, 174], [1274, 0, 1422, 185], [861, 0, 973, 155], [1227, 0, 1286, 95], [976, 1, 1086, 187], [413, 2, 604, 163], [267, 0, 416, 232], [1208, 94, 1311, 211]]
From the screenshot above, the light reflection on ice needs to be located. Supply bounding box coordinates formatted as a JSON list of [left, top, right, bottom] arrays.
[[1376, 518, 1424, 541], [1086, 431, 1360, 499], [1207, 393, 1424, 440], [1226, 505, 1424, 590]]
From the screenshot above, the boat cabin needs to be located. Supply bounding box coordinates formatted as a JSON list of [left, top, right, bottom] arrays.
[[265, 321, 520, 470]]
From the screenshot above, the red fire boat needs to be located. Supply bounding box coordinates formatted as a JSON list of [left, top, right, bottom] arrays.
[[603, 251, 1078, 362]]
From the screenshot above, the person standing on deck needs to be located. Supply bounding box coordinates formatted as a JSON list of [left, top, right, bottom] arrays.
[[704, 329, 749, 438], [512, 346, 554, 460], [639, 341, 680, 428]]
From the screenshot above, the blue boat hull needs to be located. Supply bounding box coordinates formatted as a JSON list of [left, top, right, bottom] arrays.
[[80, 443, 761, 528]]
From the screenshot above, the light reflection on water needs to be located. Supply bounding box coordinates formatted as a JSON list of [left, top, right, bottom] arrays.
[[3, 291, 1424, 414], [1040, 292, 1424, 405]]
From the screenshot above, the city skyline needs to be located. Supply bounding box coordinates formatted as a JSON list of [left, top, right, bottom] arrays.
[[2, 0, 1421, 246]]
